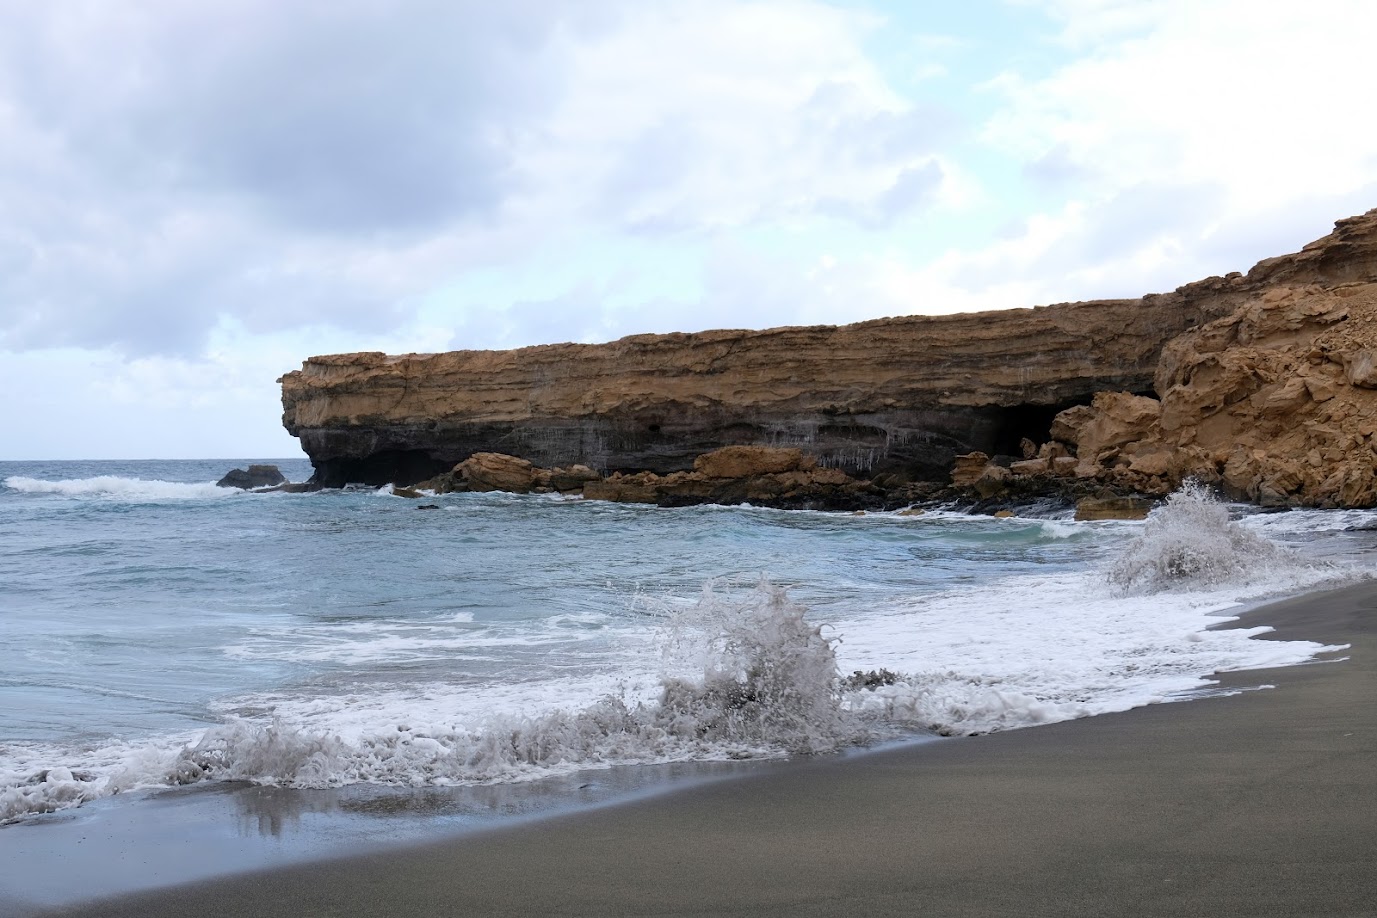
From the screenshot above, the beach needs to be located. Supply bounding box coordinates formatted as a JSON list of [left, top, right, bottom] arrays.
[[26, 579, 1374, 918]]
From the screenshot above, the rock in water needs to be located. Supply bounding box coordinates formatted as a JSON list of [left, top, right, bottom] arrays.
[[458, 452, 537, 493], [1075, 497, 1152, 521], [216, 465, 287, 489]]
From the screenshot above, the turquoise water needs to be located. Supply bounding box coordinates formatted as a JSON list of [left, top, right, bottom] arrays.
[[1, 459, 1368, 824]]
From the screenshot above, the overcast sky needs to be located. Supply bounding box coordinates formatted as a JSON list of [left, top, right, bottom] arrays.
[[3, 0, 1376, 460]]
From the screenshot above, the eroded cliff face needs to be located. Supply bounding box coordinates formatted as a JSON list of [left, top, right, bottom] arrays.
[[281, 209, 1377, 507], [961, 210, 1377, 508], [281, 298, 1237, 487], [1048, 214, 1377, 507]]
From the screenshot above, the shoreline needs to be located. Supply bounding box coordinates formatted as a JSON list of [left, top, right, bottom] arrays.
[[20, 578, 1376, 918]]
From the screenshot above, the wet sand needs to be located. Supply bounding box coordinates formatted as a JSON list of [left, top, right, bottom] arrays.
[[33, 581, 1377, 918]]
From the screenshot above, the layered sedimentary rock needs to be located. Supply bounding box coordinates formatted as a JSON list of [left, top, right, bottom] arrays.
[[281, 209, 1377, 508], [410, 446, 888, 510], [1050, 252, 1377, 507], [281, 288, 1244, 489], [960, 210, 1377, 508]]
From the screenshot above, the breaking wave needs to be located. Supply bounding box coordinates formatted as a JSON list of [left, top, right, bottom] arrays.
[[3, 475, 237, 501], [1107, 481, 1333, 594], [2, 531, 1357, 825], [2, 584, 866, 823]]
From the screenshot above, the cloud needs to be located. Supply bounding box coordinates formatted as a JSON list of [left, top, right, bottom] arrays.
[[986, 0, 1377, 208], [0, 0, 590, 354], [574, 28, 960, 234], [0, 0, 958, 361], [8, 0, 1377, 460], [1, 0, 575, 234], [969, 0, 1377, 300]]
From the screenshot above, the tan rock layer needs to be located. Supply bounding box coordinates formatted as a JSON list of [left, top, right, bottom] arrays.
[[1025, 211, 1377, 508], [281, 285, 1248, 487], [414, 447, 889, 511], [282, 209, 1377, 507]]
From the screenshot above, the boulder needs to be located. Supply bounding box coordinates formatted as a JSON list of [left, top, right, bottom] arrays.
[[548, 464, 602, 492], [580, 464, 869, 510], [1037, 440, 1071, 460], [973, 465, 1011, 499], [1009, 458, 1049, 476], [216, 464, 287, 489], [458, 453, 537, 493], [1345, 348, 1377, 387], [1055, 392, 1163, 461], [950, 452, 990, 487], [693, 446, 812, 479], [583, 472, 662, 504], [1074, 497, 1152, 521], [1050, 456, 1080, 476], [411, 471, 469, 494]]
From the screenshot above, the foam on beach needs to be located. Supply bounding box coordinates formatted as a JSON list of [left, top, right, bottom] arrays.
[[1, 482, 1367, 825], [1, 563, 1352, 824], [1107, 481, 1334, 593], [2, 584, 864, 821]]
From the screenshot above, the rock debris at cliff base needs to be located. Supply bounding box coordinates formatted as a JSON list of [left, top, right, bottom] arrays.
[[280, 209, 1377, 510]]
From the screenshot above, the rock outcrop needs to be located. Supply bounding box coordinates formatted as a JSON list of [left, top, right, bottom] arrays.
[[584, 446, 883, 510], [281, 292, 1247, 489], [216, 464, 287, 489], [281, 209, 1377, 509], [1045, 212, 1377, 508], [410, 446, 890, 510]]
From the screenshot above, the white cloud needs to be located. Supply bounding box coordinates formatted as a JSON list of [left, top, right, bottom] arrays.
[[986, 0, 1377, 224], [6, 0, 1377, 458], [504, 0, 961, 237], [955, 0, 1377, 301], [0, 0, 957, 361]]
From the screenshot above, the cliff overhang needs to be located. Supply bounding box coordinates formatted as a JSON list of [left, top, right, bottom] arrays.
[[280, 209, 1377, 509]]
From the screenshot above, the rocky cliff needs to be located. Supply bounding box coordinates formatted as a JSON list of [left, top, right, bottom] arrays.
[[281, 287, 1241, 488], [280, 209, 1377, 508], [1044, 211, 1377, 507]]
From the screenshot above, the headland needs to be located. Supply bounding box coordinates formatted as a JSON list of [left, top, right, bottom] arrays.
[[281, 210, 1377, 510]]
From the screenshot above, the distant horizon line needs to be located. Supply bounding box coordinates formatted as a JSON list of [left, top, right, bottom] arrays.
[[0, 455, 310, 463]]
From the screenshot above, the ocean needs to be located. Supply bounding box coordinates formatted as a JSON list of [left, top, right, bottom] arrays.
[[2, 458, 1373, 838]]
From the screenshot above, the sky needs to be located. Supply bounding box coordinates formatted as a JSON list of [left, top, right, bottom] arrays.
[[3, 0, 1377, 460]]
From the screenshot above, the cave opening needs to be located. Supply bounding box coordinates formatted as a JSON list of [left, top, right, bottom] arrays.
[[987, 391, 1155, 458], [312, 449, 451, 488], [988, 399, 1086, 458]]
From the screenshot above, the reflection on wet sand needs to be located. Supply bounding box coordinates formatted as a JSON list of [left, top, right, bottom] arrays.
[[228, 758, 776, 839]]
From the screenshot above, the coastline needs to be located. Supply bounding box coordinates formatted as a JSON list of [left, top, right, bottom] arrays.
[[23, 578, 1376, 918]]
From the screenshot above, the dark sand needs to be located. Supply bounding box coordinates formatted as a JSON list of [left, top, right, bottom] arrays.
[[35, 582, 1377, 918]]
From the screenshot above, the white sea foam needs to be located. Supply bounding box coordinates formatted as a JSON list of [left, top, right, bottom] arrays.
[[3, 475, 236, 501], [1239, 507, 1377, 535], [224, 615, 612, 665], [831, 569, 1343, 735], [4, 476, 1365, 825], [1107, 481, 1334, 594], [0, 736, 199, 824], [1, 551, 1351, 824], [1, 585, 862, 821]]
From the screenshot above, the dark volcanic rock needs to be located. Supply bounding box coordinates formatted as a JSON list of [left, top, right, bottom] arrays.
[[217, 464, 287, 489]]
